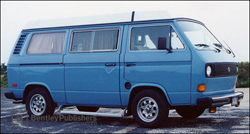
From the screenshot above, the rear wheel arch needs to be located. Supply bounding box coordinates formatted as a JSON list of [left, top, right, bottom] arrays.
[[23, 84, 55, 106]]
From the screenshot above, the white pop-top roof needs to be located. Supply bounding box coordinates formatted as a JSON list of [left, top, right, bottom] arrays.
[[24, 11, 173, 30]]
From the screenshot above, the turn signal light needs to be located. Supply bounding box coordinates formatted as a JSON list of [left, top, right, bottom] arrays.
[[235, 102, 240, 107], [236, 81, 238, 87], [209, 107, 216, 113], [197, 84, 206, 92]]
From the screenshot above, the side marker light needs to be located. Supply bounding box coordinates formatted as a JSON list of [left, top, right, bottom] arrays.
[[12, 83, 17, 87]]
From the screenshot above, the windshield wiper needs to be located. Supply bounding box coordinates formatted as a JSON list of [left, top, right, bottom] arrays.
[[214, 42, 231, 54], [225, 48, 232, 54], [223, 40, 235, 57], [195, 44, 220, 52], [214, 43, 232, 54], [213, 47, 221, 53], [213, 43, 223, 49], [194, 44, 210, 47]]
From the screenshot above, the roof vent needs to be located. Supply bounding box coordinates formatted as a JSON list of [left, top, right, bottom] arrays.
[[13, 33, 29, 54]]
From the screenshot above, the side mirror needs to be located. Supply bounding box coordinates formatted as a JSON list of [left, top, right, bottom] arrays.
[[158, 37, 172, 53]]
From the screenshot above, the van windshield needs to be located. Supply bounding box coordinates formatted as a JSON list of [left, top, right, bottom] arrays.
[[177, 21, 224, 52]]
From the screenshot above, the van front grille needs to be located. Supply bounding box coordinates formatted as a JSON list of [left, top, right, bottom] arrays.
[[206, 63, 238, 78], [215, 63, 238, 76], [13, 33, 29, 54]]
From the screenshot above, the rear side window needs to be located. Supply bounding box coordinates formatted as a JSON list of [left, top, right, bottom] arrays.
[[70, 29, 119, 52], [27, 32, 66, 54]]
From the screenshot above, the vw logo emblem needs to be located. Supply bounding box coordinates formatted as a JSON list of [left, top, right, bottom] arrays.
[[227, 67, 231, 72]]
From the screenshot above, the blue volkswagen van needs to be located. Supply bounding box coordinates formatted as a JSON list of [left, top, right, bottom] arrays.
[[5, 12, 244, 127]]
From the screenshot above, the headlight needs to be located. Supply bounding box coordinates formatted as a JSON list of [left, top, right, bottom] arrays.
[[206, 65, 212, 77]]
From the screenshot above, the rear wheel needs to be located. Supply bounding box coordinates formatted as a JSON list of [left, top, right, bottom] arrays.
[[176, 106, 205, 118], [26, 88, 55, 117], [131, 90, 169, 128], [76, 106, 99, 112]]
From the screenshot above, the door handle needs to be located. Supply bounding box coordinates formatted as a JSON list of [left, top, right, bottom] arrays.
[[125, 63, 136, 66], [105, 63, 116, 66]]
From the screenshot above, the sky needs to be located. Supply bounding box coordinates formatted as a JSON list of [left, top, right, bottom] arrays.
[[1, 1, 249, 63]]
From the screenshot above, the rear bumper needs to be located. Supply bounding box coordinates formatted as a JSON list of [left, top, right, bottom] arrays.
[[4, 92, 22, 100], [5, 92, 15, 99], [5, 92, 23, 104], [197, 91, 244, 107]]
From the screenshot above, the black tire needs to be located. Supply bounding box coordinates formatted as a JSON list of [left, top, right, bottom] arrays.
[[76, 106, 99, 112], [176, 106, 205, 119], [131, 90, 169, 128], [26, 88, 55, 117]]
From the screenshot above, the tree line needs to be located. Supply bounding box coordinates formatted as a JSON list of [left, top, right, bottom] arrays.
[[237, 62, 249, 87]]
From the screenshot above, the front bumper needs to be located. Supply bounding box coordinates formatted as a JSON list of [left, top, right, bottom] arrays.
[[197, 91, 244, 108]]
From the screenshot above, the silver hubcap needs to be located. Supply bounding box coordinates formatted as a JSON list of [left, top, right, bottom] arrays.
[[30, 94, 46, 115], [137, 97, 159, 122]]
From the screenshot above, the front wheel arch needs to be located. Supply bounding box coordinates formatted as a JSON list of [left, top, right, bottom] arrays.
[[127, 86, 170, 115]]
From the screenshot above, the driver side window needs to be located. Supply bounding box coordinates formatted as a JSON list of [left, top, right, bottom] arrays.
[[130, 25, 170, 51], [170, 27, 185, 49], [130, 25, 184, 51]]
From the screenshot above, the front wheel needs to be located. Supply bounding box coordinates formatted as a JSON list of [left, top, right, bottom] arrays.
[[26, 88, 55, 117], [176, 106, 205, 118], [131, 90, 169, 128]]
